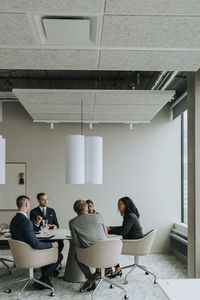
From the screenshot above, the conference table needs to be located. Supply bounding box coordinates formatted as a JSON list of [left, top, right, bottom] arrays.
[[36, 228, 85, 282], [1, 228, 120, 283], [157, 279, 200, 300]]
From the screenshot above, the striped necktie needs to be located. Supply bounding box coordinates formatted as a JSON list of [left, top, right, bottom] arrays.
[[42, 208, 46, 218]]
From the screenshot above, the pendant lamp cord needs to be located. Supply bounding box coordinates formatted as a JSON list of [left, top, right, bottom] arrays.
[[81, 100, 83, 135]]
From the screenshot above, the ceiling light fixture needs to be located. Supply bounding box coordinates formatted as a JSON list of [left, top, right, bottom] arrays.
[[129, 123, 133, 130], [65, 101, 102, 184], [0, 135, 6, 184], [50, 122, 54, 129]]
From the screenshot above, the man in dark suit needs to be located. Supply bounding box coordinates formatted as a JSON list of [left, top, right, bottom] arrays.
[[30, 193, 59, 230], [10, 195, 63, 289], [30, 193, 64, 253]]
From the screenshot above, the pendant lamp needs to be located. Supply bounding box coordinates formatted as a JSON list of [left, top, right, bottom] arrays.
[[65, 134, 85, 184], [65, 101, 103, 184], [0, 135, 6, 184], [85, 136, 102, 184]]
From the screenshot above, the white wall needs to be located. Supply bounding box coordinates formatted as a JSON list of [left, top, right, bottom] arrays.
[[0, 102, 181, 252]]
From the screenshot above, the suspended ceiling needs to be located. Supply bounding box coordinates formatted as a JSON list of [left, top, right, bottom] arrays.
[[0, 1, 200, 71], [13, 89, 175, 124]]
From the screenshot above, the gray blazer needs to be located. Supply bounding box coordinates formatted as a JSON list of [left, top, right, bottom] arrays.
[[69, 213, 108, 248]]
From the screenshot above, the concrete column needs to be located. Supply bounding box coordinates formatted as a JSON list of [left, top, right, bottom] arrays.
[[0, 102, 2, 122], [187, 70, 200, 277]]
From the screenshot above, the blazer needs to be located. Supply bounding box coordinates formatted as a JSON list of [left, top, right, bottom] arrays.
[[30, 206, 59, 230], [109, 213, 143, 239], [10, 212, 52, 250], [69, 213, 108, 248]]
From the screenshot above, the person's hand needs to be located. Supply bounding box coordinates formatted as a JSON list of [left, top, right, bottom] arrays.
[[36, 215, 42, 225], [48, 224, 57, 229], [52, 242, 58, 248], [107, 226, 111, 233]]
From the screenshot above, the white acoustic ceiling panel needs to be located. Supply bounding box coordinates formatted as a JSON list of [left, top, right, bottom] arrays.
[[16, 90, 94, 105], [0, 49, 98, 70], [99, 50, 200, 71], [102, 16, 200, 48], [105, 0, 200, 15], [31, 113, 94, 121], [92, 114, 153, 122], [0, 0, 105, 14], [24, 104, 94, 114], [13, 89, 175, 124], [94, 104, 161, 115], [1, 1, 200, 71], [95, 91, 172, 105], [0, 13, 35, 45]]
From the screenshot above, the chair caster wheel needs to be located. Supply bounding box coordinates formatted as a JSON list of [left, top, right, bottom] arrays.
[[79, 288, 83, 293], [124, 294, 129, 299], [154, 280, 157, 284], [123, 280, 128, 285], [145, 272, 149, 275], [110, 284, 113, 289], [51, 292, 55, 297], [4, 288, 11, 293]]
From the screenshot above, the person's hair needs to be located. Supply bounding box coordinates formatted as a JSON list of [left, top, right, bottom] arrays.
[[37, 193, 46, 201], [86, 199, 94, 206], [73, 200, 87, 215], [118, 196, 140, 218], [16, 195, 30, 209]]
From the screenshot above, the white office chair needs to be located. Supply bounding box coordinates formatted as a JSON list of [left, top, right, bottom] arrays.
[[121, 229, 157, 284], [5, 239, 58, 299], [77, 239, 129, 300]]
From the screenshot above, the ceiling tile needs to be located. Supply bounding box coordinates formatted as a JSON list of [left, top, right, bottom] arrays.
[[0, 13, 35, 45], [93, 114, 152, 122], [24, 104, 93, 114], [99, 50, 200, 71], [32, 113, 93, 121], [0, 0, 105, 14], [95, 91, 173, 105], [0, 49, 98, 69], [102, 16, 200, 49], [13, 89, 175, 124], [94, 104, 160, 114], [105, 0, 200, 15], [13, 90, 94, 105]]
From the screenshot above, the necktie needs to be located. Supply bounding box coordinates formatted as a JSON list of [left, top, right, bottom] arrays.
[[42, 208, 46, 218]]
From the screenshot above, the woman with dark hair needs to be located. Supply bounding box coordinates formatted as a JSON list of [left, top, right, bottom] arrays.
[[86, 199, 98, 214], [107, 196, 143, 278]]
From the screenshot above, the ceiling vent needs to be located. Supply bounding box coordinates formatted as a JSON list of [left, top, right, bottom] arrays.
[[33, 16, 99, 46]]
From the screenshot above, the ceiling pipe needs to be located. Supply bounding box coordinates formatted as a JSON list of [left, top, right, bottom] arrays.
[[151, 71, 167, 90], [0, 98, 18, 102], [160, 71, 179, 91]]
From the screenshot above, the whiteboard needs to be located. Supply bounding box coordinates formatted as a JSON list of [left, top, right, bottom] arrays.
[[0, 163, 27, 210]]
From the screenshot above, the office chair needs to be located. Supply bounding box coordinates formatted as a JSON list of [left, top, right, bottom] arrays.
[[77, 239, 128, 300], [5, 239, 58, 299], [121, 229, 157, 284]]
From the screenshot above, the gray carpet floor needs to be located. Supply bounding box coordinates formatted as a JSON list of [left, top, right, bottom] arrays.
[[0, 253, 187, 300]]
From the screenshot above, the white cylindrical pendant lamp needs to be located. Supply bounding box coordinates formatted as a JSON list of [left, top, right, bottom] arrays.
[[65, 135, 85, 184], [0, 135, 5, 184], [85, 136, 103, 184]]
